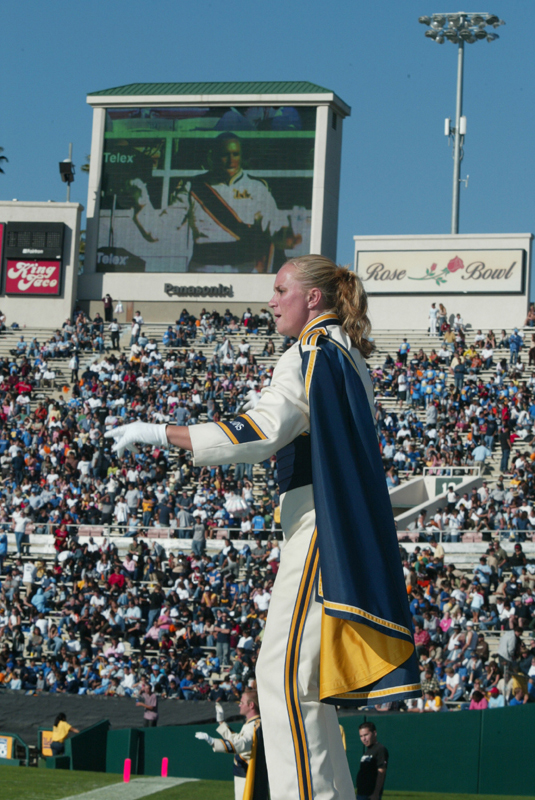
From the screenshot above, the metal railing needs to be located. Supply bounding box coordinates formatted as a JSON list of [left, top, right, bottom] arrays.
[[8, 522, 278, 546], [397, 527, 533, 545], [7, 520, 531, 552], [422, 466, 481, 477]]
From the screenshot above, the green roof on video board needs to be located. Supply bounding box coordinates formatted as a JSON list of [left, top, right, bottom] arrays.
[[88, 81, 334, 96]]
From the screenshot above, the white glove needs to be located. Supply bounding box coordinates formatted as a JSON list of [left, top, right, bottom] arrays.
[[195, 732, 214, 746], [104, 422, 168, 458], [215, 702, 225, 723], [242, 390, 260, 412]]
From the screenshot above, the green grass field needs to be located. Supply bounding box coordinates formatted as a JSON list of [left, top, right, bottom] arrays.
[[0, 766, 122, 800], [0, 768, 533, 800]]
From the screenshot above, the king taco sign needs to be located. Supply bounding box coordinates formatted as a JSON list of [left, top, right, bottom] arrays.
[[5, 260, 61, 296]]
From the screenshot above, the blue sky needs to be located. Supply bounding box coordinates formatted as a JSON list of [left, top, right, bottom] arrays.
[[1, 0, 532, 270]]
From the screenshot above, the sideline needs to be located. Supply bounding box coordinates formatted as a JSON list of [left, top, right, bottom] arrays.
[[58, 777, 198, 800]]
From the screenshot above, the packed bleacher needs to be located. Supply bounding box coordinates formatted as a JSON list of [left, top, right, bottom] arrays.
[[0, 303, 534, 710], [371, 314, 535, 544]]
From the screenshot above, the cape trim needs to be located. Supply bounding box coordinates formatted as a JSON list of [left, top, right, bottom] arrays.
[[322, 598, 412, 639], [299, 315, 341, 342]]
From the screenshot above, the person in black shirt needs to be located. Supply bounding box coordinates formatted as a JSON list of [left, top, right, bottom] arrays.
[[499, 424, 511, 472], [356, 722, 388, 800], [214, 611, 232, 667], [209, 678, 227, 703], [156, 499, 174, 529], [509, 543, 527, 576], [147, 585, 166, 629]]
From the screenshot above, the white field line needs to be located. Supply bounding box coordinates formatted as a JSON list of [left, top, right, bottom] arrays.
[[58, 777, 198, 800]]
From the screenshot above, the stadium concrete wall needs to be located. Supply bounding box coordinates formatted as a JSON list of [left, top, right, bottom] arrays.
[[0, 201, 82, 328]]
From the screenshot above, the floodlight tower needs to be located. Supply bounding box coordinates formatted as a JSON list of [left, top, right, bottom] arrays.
[[418, 12, 505, 234]]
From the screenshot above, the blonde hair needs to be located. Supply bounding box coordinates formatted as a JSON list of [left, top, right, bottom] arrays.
[[286, 254, 374, 358]]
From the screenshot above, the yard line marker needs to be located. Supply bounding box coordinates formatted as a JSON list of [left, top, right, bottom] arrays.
[[58, 776, 198, 800]]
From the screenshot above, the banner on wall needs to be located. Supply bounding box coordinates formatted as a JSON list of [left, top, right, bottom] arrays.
[[96, 106, 315, 274], [5, 260, 61, 295], [0, 735, 14, 759], [357, 249, 525, 294], [40, 730, 53, 757]]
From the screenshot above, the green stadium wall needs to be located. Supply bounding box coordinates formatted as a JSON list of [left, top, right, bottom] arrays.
[[106, 728, 141, 775], [69, 720, 110, 772], [47, 708, 535, 796], [342, 707, 535, 797]]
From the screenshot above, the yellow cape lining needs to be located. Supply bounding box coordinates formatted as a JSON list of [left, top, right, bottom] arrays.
[[319, 610, 414, 700]]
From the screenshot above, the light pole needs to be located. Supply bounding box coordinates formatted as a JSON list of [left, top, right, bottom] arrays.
[[418, 12, 505, 234]]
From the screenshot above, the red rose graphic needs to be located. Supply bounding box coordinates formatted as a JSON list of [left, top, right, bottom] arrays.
[[430, 263, 437, 272], [447, 256, 464, 273]]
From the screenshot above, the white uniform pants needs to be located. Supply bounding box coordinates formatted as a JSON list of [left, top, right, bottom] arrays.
[[256, 505, 355, 800], [234, 775, 246, 800]]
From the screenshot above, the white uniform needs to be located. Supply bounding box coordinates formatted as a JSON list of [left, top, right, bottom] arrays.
[[97, 172, 305, 274], [429, 305, 438, 336], [190, 172, 287, 246], [190, 314, 375, 800], [212, 715, 261, 800], [182, 169, 289, 273]]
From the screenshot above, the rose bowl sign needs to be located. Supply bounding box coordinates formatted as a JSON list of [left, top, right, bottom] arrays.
[[5, 260, 61, 296], [356, 249, 525, 294]]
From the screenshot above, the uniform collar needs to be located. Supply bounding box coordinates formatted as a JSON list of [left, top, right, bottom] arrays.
[[228, 170, 244, 186], [298, 314, 341, 343], [207, 169, 244, 187]]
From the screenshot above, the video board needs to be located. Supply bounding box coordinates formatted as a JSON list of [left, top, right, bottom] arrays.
[[97, 106, 316, 274]]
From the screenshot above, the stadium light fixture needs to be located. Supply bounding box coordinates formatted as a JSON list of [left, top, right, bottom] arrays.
[[59, 160, 75, 185], [419, 11, 505, 234], [59, 143, 75, 201]]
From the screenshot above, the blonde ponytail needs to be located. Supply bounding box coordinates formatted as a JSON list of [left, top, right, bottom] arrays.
[[286, 255, 374, 358]]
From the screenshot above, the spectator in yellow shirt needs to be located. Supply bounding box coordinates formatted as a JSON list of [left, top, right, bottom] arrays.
[[424, 690, 444, 712], [51, 712, 80, 755]]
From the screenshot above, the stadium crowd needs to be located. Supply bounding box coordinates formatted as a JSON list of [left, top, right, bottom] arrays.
[[0, 304, 533, 710], [401, 539, 535, 711], [0, 304, 283, 702], [374, 317, 535, 543]]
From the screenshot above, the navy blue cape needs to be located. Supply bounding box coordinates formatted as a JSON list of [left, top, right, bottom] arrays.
[[300, 321, 421, 707]]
